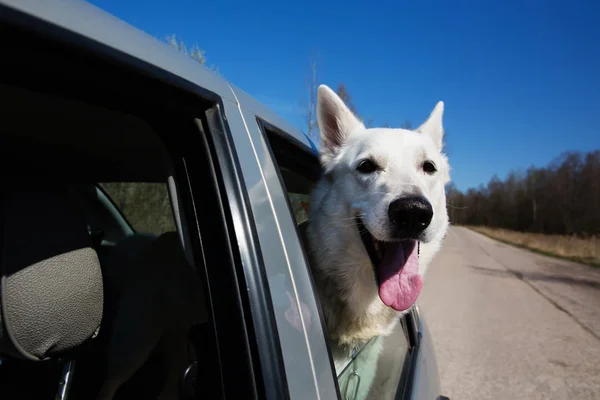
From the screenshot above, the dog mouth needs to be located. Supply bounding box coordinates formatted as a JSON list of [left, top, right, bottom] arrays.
[[356, 218, 423, 312]]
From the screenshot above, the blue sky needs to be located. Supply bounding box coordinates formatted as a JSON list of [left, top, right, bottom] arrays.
[[89, 0, 600, 191]]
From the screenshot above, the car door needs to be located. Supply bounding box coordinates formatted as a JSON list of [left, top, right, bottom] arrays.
[[229, 84, 438, 399], [215, 87, 334, 399]]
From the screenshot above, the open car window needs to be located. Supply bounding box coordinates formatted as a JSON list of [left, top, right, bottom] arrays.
[[261, 122, 414, 399]]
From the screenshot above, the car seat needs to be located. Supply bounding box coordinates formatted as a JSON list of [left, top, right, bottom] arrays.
[[0, 183, 104, 399]]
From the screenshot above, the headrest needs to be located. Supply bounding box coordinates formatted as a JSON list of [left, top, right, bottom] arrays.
[[0, 184, 103, 361]]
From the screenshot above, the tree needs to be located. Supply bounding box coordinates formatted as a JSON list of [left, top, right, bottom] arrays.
[[303, 57, 374, 142], [334, 83, 379, 127], [305, 53, 319, 143], [165, 34, 206, 64], [445, 149, 600, 237], [302, 57, 438, 140], [335, 83, 358, 115], [401, 120, 413, 130], [163, 34, 220, 75]]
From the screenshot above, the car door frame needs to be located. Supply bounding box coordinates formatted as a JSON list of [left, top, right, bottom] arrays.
[[214, 85, 337, 399]]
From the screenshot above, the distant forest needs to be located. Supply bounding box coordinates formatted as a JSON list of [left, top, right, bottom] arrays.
[[446, 150, 600, 236]]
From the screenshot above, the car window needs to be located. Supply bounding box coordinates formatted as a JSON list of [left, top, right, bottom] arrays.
[[262, 123, 413, 399], [288, 192, 310, 224], [99, 182, 176, 235], [337, 320, 410, 399]]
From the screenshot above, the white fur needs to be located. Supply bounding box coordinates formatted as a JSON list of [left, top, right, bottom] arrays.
[[306, 84, 451, 353]]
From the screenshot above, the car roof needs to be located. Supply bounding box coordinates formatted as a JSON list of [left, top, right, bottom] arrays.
[[0, 0, 317, 153]]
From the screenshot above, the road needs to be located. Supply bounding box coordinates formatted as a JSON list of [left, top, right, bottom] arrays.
[[418, 226, 600, 400]]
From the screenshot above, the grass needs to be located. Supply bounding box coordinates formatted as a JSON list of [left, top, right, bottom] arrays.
[[466, 226, 600, 268]]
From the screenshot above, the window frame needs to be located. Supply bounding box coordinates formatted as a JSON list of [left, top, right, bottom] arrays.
[[256, 118, 341, 389], [257, 118, 421, 399], [194, 106, 290, 400]]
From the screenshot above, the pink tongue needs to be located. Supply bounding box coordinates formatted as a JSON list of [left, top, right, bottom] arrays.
[[377, 241, 423, 311]]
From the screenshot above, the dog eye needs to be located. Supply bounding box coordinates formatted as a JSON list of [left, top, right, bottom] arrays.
[[356, 159, 379, 174], [423, 161, 437, 174]]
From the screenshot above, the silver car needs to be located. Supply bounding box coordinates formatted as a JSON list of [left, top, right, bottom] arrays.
[[0, 1, 448, 399]]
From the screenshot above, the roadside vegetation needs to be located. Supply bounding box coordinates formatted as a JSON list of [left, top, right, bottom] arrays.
[[468, 226, 600, 267]]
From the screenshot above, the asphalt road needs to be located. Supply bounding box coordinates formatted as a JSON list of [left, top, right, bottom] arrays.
[[418, 226, 600, 400]]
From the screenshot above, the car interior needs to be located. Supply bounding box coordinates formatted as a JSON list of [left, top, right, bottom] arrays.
[[0, 82, 212, 399]]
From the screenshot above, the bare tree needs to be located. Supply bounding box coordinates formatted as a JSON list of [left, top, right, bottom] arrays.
[[303, 60, 414, 138], [335, 83, 379, 127], [305, 53, 319, 142], [336, 83, 358, 115], [163, 34, 221, 75], [165, 34, 206, 64]]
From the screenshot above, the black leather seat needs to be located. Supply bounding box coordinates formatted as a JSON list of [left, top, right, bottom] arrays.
[[0, 184, 104, 399]]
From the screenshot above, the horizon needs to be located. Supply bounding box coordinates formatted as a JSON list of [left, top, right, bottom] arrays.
[[89, 0, 600, 192]]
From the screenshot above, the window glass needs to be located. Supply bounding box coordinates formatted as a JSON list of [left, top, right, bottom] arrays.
[[288, 192, 310, 224], [264, 127, 412, 399], [337, 321, 410, 399], [100, 182, 176, 235]]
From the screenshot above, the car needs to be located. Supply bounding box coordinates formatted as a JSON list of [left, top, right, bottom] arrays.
[[0, 0, 447, 399]]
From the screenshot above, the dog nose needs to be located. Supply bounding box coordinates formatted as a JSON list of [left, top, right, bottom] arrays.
[[388, 196, 433, 237]]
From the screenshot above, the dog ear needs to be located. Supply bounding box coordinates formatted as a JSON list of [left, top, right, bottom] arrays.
[[416, 101, 444, 150], [317, 84, 365, 164]]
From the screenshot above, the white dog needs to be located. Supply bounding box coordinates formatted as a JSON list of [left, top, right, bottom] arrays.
[[304, 85, 450, 355]]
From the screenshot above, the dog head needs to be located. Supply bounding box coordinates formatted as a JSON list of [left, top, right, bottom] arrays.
[[315, 84, 450, 311]]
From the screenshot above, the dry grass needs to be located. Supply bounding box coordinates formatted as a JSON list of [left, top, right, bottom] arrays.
[[467, 226, 600, 268]]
